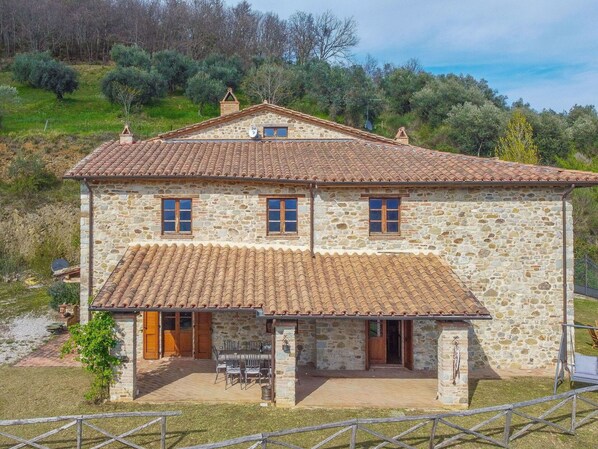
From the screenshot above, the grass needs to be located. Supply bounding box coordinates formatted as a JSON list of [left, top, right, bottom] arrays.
[[0, 65, 217, 139], [0, 367, 596, 448], [574, 295, 598, 355], [0, 281, 50, 321]]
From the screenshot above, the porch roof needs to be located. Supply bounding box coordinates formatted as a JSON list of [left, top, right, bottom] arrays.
[[91, 243, 491, 319]]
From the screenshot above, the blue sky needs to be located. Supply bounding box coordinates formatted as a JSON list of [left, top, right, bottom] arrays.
[[235, 0, 598, 111]]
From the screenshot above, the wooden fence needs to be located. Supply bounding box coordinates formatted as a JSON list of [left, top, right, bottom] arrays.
[[0, 411, 181, 449], [182, 385, 598, 449]]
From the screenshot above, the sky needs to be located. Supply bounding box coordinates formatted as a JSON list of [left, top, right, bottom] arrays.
[[233, 0, 598, 112]]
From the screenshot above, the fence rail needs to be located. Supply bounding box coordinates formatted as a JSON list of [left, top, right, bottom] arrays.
[[575, 255, 598, 299], [181, 385, 598, 449], [0, 411, 181, 449]]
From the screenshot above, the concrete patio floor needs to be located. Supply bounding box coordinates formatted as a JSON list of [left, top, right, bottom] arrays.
[[136, 358, 440, 409]]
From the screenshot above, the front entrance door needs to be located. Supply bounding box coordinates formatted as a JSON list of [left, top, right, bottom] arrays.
[[194, 312, 212, 359], [367, 320, 413, 368], [162, 312, 193, 357]]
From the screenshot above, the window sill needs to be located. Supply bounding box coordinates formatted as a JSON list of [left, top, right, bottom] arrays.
[[160, 234, 194, 240], [266, 234, 301, 240], [368, 233, 402, 240]]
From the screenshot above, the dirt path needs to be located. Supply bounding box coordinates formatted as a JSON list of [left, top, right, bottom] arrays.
[[0, 312, 55, 365]]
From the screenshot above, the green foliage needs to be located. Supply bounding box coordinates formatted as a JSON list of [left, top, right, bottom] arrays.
[[12, 52, 78, 99], [11, 52, 53, 84], [495, 111, 540, 164], [380, 60, 432, 114], [197, 54, 244, 89], [7, 152, 59, 194], [47, 281, 79, 311], [61, 312, 121, 403], [0, 85, 20, 128], [445, 101, 506, 157], [152, 50, 197, 92], [101, 67, 167, 106], [110, 44, 151, 70], [185, 72, 226, 115]]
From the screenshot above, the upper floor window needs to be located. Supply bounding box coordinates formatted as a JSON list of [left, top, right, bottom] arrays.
[[263, 126, 288, 138], [369, 197, 400, 234], [267, 198, 297, 235], [162, 198, 192, 234]]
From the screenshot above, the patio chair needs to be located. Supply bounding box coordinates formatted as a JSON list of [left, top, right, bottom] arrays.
[[213, 346, 227, 383], [260, 358, 272, 382], [243, 355, 263, 388], [589, 329, 598, 349], [244, 341, 261, 351], [223, 340, 240, 351], [225, 359, 242, 389]]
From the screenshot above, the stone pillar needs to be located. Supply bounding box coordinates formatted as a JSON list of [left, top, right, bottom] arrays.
[[274, 321, 296, 407], [110, 313, 137, 402], [436, 320, 469, 408], [79, 183, 90, 324]]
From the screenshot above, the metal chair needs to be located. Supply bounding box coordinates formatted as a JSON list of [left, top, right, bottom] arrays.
[[225, 359, 242, 389], [213, 345, 226, 383], [244, 341, 261, 351], [224, 340, 240, 351], [260, 358, 272, 382], [243, 355, 263, 388]]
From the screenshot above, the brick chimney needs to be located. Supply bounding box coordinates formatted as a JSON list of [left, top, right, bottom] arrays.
[[220, 88, 240, 116], [395, 127, 409, 145], [120, 124, 133, 145]]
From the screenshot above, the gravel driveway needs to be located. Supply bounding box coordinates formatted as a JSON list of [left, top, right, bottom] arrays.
[[0, 312, 54, 365]]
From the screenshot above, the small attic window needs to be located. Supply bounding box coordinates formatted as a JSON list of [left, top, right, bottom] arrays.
[[263, 127, 288, 138]]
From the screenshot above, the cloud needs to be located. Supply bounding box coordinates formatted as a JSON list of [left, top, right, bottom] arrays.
[[235, 0, 598, 109]]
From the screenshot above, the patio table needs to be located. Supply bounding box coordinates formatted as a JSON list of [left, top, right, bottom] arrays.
[[218, 349, 271, 361]]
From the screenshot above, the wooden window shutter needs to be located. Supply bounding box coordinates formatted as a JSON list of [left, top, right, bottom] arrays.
[[143, 311, 160, 360]]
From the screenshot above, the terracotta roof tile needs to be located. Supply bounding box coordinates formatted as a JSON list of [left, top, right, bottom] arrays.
[[91, 243, 491, 318], [65, 139, 598, 185]]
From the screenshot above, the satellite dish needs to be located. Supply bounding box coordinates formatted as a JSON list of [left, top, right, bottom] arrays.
[[364, 119, 373, 131], [51, 258, 69, 272], [248, 125, 259, 139]]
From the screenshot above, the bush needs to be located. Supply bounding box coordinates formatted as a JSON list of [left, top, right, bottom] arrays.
[[0, 85, 20, 128], [30, 60, 79, 100], [198, 53, 243, 89], [12, 52, 53, 84], [8, 153, 59, 194], [101, 66, 167, 105], [110, 44, 151, 70], [152, 50, 197, 92], [62, 312, 121, 403], [185, 72, 225, 115], [48, 281, 79, 310]]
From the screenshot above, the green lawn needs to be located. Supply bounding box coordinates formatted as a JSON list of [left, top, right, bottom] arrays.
[[0, 281, 50, 322], [0, 65, 216, 139], [574, 295, 598, 355]]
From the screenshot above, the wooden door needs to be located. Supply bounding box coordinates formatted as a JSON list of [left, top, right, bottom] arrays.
[[143, 311, 160, 360], [403, 320, 414, 370], [179, 312, 193, 357], [194, 312, 212, 359], [367, 320, 386, 365], [162, 312, 178, 356]]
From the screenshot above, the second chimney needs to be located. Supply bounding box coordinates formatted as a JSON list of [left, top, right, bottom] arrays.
[[395, 127, 409, 145], [120, 124, 134, 145], [220, 88, 240, 116]]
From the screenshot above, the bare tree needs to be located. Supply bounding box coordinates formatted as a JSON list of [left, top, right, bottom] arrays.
[[242, 63, 296, 105], [111, 81, 140, 124], [288, 11, 316, 64], [313, 10, 358, 63]]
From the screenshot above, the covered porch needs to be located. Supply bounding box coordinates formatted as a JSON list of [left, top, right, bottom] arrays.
[[92, 243, 491, 408]]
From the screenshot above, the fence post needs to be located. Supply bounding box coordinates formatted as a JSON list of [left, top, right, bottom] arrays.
[[429, 417, 439, 449], [586, 255, 589, 291], [503, 409, 512, 448], [76, 419, 83, 449], [349, 424, 357, 449], [161, 416, 167, 449]]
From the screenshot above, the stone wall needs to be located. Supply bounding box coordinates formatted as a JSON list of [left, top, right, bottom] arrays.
[[212, 311, 271, 352], [437, 321, 469, 407], [316, 319, 366, 370], [110, 313, 137, 401], [181, 111, 354, 140], [83, 179, 573, 371]]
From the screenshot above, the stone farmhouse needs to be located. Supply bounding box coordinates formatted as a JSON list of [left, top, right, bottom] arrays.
[[65, 90, 598, 407]]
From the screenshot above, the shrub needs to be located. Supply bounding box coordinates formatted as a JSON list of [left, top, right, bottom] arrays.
[[7, 153, 59, 194], [198, 53, 243, 89], [62, 312, 121, 403], [110, 44, 151, 70], [12, 52, 53, 84], [185, 72, 225, 115], [0, 85, 20, 128], [101, 67, 167, 105], [152, 50, 197, 92], [48, 281, 79, 310], [12, 52, 78, 99]]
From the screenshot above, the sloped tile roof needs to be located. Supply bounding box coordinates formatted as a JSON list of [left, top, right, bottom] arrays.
[[65, 139, 598, 185], [91, 243, 491, 318]]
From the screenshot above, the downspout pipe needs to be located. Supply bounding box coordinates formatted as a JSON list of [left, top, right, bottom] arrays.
[[83, 178, 94, 319], [560, 184, 575, 367], [309, 183, 316, 257]]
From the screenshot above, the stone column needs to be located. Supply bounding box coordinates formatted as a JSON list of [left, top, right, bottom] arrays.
[[436, 320, 469, 408], [274, 321, 297, 407], [110, 313, 137, 402], [79, 183, 90, 324]]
